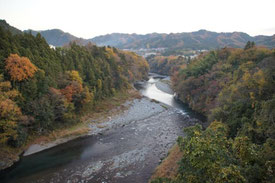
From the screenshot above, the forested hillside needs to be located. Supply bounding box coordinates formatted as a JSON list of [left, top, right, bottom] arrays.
[[153, 44, 275, 182], [24, 29, 91, 47], [146, 55, 186, 76], [92, 30, 275, 50], [0, 26, 148, 151], [0, 20, 22, 35]]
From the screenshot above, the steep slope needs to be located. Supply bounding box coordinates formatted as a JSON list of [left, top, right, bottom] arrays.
[[0, 25, 149, 170], [151, 47, 275, 183], [0, 20, 91, 47], [0, 19, 22, 35]]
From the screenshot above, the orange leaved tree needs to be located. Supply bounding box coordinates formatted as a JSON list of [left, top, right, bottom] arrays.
[[5, 54, 38, 81]]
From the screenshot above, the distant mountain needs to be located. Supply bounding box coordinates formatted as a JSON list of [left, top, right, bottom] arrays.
[[0, 20, 92, 47], [89, 33, 160, 47], [24, 29, 91, 47], [1, 19, 274, 50], [0, 19, 22, 35], [254, 35, 275, 48], [91, 30, 275, 50]]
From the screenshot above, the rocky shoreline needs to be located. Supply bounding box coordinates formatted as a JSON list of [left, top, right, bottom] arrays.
[[155, 79, 173, 95], [23, 97, 167, 156], [1, 98, 202, 183], [0, 95, 169, 172], [0, 74, 207, 183], [0, 89, 140, 171]]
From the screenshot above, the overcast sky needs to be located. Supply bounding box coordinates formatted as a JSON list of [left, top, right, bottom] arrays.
[[0, 0, 274, 39]]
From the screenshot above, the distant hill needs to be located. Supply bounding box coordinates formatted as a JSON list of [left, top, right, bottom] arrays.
[[91, 30, 275, 50], [24, 29, 91, 47], [1, 19, 274, 49], [0, 19, 22, 35], [0, 19, 92, 47], [89, 33, 159, 47], [254, 35, 275, 48]]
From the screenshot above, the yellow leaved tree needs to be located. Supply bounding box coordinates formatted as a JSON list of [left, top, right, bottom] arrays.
[[0, 74, 23, 145]]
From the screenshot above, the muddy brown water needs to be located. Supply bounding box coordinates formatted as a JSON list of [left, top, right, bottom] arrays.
[[0, 74, 206, 183]]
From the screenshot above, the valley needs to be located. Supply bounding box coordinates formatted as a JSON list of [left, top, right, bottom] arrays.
[[0, 13, 274, 183], [0, 75, 205, 183]]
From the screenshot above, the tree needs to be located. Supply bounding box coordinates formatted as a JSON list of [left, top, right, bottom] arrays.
[[0, 26, 150, 150], [5, 54, 38, 81], [61, 81, 83, 102], [66, 70, 82, 84], [244, 41, 255, 50], [169, 47, 275, 183], [176, 123, 246, 183], [0, 99, 21, 144], [0, 74, 24, 145]]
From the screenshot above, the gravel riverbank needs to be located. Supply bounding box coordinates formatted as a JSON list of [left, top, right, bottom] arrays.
[[1, 75, 204, 183], [23, 97, 166, 156], [12, 81, 174, 158], [3, 96, 201, 183], [155, 80, 174, 95]]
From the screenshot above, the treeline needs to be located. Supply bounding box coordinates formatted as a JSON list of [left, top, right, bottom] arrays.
[[0, 27, 149, 147], [147, 55, 186, 75], [153, 44, 275, 182]]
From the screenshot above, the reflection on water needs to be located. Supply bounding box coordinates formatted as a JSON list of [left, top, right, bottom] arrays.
[[136, 74, 206, 122], [139, 77, 185, 112], [0, 137, 98, 183]]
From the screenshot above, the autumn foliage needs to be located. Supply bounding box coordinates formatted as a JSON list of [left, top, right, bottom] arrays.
[[0, 74, 23, 145], [161, 46, 275, 183], [5, 54, 38, 81], [147, 55, 186, 75], [61, 81, 83, 102], [66, 70, 83, 84], [0, 27, 149, 164]]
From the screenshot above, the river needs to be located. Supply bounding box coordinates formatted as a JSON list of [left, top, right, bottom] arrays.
[[0, 74, 205, 183]]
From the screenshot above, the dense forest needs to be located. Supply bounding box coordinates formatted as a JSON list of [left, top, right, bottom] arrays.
[[146, 55, 186, 75], [0, 26, 148, 150], [153, 43, 275, 182]]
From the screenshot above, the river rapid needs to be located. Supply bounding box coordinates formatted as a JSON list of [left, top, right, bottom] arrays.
[[0, 74, 205, 183]]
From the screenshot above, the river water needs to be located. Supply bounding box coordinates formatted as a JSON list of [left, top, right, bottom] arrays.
[[0, 74, 205, 183], [137, 76, 182, 108], [137, 75, 205, 121]]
